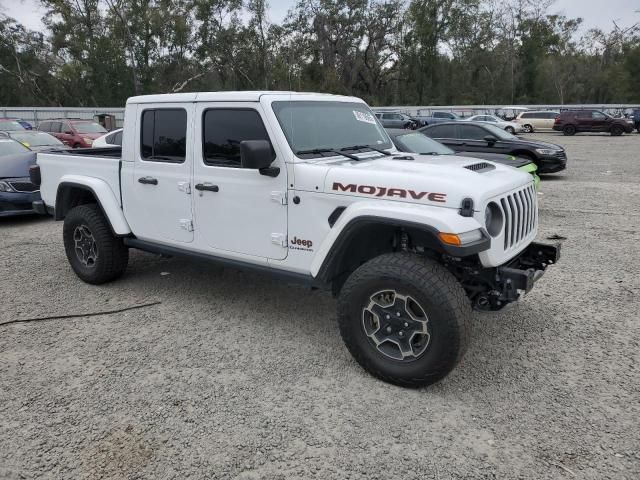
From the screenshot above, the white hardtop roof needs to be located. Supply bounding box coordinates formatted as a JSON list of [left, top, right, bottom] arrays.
[[126, 91, 362, 105]]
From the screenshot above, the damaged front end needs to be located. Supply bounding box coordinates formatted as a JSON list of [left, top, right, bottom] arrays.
[[446, 242, 561, 311]]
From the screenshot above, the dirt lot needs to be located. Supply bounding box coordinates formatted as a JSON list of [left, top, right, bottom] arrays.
[[1, 133, 639, 479]]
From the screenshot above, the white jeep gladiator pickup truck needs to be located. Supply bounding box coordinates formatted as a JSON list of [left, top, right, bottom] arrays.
[[31, 91, 559, 387]]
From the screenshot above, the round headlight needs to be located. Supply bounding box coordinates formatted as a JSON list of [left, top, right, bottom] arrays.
[[485, 202, 503, 237]]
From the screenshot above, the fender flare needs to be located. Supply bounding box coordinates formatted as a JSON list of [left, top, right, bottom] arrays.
[[311, 202, 488, 282], [55, 176, 131, 235]]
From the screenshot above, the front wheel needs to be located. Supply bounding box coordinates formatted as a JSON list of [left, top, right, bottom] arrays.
[[505, 126, 515, 134], [337, 253, 471, 388], [610, 124, 624, 136], [523, 124, 534, 133], [63, 204, 129, 284], [563, 125, 576, 136]]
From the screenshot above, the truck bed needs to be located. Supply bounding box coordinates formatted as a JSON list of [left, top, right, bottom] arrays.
[[47, 146, 122, 158], [37, 148, 123, 210]]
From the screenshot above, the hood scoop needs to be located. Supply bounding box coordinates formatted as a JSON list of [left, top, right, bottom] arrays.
[[464, 162, 495, 173]]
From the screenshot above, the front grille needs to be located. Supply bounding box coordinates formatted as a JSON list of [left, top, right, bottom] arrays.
[[499, 184, 537, 250], [8, 181, 39, 193], [464, 162, 495, 172]]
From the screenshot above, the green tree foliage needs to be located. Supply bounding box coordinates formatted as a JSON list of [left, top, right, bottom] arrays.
[[0, 0, 638, 106]]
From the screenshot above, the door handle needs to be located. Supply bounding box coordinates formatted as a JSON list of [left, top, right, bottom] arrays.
[[138, 176, 158, 185], [195, 183, 219, 192]]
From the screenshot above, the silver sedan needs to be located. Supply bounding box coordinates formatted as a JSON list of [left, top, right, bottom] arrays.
[[465, 114, 525, 134]]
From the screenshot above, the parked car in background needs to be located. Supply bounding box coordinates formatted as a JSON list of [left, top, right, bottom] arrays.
[[420, 122, 567, 174], [1, 130, 67, 152], [16, 120, 33, 130], [464, 114, 524, 134], [93, 128, 123, 147], [374, 112, 418, 129], [514, 111, 560, 132], [495, 107, 529, 121], [386, 128, 540, 189], [553, 109, 634, 136], [631, 109, 640, 132], [38, 119, 108, 148], [0, 118, 27, 131], [411, 111, 462, 126], [0, 137, 40, 217]]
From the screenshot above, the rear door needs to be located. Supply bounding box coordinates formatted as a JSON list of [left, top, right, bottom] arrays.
[[576, 111, 592, 131], [49, 121, 64, 143], [59, 121, 75, 146], [192, 103, 288, 260], [124, 104, 194, 244], [423, 124, 461, 149]]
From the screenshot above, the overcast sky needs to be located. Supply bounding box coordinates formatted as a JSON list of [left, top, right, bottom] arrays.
[[2, 0, 639, 34]]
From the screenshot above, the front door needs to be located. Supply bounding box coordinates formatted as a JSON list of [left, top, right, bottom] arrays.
[[192, 103, 288, 260], [124, 104, 194, 244], [591, 111, 608, 131]]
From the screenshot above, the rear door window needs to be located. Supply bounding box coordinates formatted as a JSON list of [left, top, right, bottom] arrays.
[[425, 124, 456, 138], [140, 109, 187, 163], [458, 124, 487, 140]]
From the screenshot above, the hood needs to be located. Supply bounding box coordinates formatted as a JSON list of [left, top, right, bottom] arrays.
[[318, 154, 532, 210], [456, 151, 531, 168], [512, 137, 563, 150], [0, 152, 37, 178]]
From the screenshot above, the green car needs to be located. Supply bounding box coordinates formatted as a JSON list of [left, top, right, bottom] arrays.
[[386, 129, 541, 190]]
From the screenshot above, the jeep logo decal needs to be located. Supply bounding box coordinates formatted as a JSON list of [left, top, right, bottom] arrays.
[[332, 182, 447, 203], [289, 236, 314, 251]]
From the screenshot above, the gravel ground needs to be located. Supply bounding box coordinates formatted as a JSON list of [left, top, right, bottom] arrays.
[[1, 133, 639, 479]]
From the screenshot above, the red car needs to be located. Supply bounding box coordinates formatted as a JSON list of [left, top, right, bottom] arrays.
[[37, 119, 108, 148]]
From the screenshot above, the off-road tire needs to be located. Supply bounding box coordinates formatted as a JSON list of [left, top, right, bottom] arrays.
[[610, 124, 624, 136], [63, 204, 129, 284], [563, 125, 576, 136], [337, 253, 471, 388]]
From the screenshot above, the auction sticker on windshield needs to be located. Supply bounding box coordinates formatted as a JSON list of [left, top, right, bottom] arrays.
[[353, 111, 376, 124]]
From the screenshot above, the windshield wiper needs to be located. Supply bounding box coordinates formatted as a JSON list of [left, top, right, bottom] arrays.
[[296, 148, 360, 161], [341, 144, 392, 156]]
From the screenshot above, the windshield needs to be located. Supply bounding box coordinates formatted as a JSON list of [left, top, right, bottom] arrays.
[[72, 122, 107, 134], [0, 120, 26, 131], [395, 132, 454, 155], [11, 132, 63, 147], [484, 123, 517, 140], [0, 139, 30, 156], [272, 101, 392, 157]]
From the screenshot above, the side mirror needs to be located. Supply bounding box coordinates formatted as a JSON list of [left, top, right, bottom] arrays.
[[240, 140, 278, 177], [484, 135, 498, 145], [64, 130, 73, 135]]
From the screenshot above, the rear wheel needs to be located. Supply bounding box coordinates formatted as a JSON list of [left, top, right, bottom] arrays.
[[610, 124, 624, 136], [337, 253, 471, 388], [563, 124, 576, 136], [63, 204, 129, 284], [505, 126, 515, 134]]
